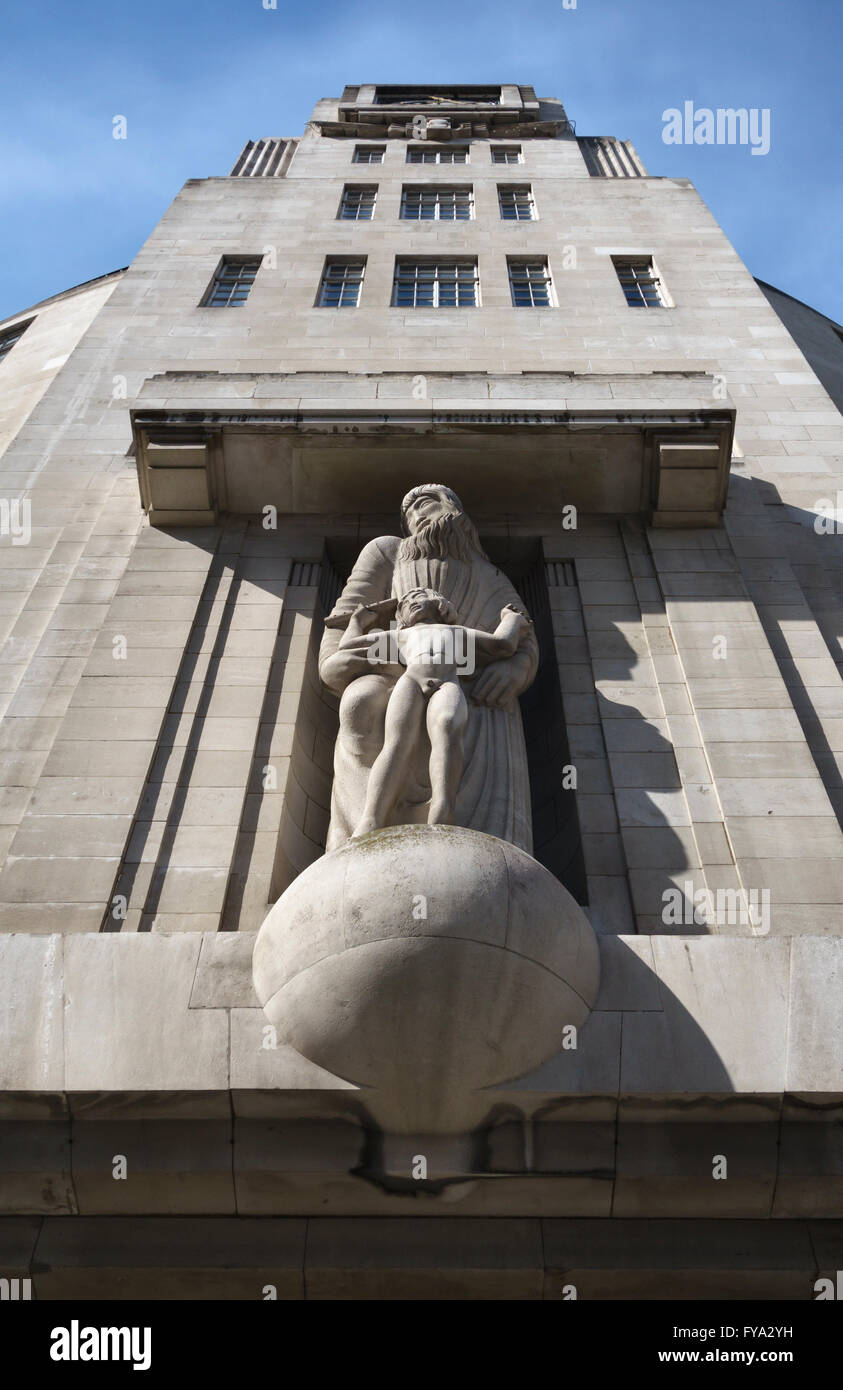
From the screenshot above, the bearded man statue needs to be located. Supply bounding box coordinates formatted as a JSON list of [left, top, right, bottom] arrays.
[[318, 485, 539, 852]]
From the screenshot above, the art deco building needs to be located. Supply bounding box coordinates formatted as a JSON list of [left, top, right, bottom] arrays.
[[0, 83, 841, 1300]]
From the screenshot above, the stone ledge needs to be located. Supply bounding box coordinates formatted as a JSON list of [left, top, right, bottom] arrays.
[[1, 933, 839, 1104], [0, 1215, 837, 1299]]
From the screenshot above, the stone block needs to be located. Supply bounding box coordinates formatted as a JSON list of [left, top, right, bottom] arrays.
[[542, 1217, 817, 1299], [190, 933, 260, 1008], [33, 1216, 306, 1299], [621, 937, 790, 1098], [787, 938, 842, 1095], [614, 1121, 778, 1217], [64, 936, 229, 1091], [71, 1121, 236, 1215], [0, 935, 64, 1091], [0, 1122, 75, 1214], [305, 1217, 544, 1300]]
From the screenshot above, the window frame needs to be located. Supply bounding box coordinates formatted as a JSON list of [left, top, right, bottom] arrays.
[[491, 145, 523, 165], [497, 184, 537, 221], [338, 185, 378, 221], [317, 257, 367, 308], [400, 185, 474, 221], [507, 258, 555, 308], [392, 258, 480, 309], [611, 256, 671, 308], [405, 145, 470, 165], [201, 257, 263, 308], [352, 145, 386, 164], [0, 317, 34, 363]]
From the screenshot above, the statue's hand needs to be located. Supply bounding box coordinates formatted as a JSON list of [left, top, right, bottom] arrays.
[[470, 660, 525, 710]]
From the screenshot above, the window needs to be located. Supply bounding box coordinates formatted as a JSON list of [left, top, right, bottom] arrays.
[[318, 259, 366, 307], [339, 186, 377, 220], [353, 146, 385, 164], [393, 260, 478, 308], [401, 186, 473, 220], [491, 146, 522, 165], [508, 259, 553, 307], [612, 257, 668, 307], [498, 185, 536, 220], [0, 318, 33, 362], [406, 146, 469, 164], [203, 258, 262, 307]]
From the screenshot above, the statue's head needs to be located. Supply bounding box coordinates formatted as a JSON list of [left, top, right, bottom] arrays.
[[398, 484, 487, 564], [396, 587, 458, 629], [400, 484, 463, 536]]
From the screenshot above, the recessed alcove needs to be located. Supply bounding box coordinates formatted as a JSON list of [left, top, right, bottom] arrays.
[[267, 534, 586, 905]]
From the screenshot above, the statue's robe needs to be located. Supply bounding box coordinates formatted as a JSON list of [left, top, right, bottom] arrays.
[[318, 535, 538, 852]]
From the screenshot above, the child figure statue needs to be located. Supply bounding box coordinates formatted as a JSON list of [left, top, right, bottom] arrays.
[[337, 586, 533, 837]]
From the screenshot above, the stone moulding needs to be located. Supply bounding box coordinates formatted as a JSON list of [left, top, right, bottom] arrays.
[[0, 932, 839, 1216], [132, 374, 734, 528]]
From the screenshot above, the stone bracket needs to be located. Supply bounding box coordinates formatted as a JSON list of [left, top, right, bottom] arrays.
[[649, 433, 731, 527], [135, 432, 222, 527]]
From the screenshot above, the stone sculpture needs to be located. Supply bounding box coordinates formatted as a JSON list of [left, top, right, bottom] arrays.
[[318, 484, 539, 851], [337, 588, 534, 837], [254, 484, 600, 1135]]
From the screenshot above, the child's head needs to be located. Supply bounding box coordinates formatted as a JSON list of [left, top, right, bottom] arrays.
[[396, 587, 457, 629]]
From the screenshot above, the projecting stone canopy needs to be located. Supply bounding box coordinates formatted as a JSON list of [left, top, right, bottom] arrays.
[[132, 370, 734, 526]]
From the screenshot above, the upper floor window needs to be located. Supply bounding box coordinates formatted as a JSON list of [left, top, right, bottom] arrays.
[[0, 318, 34, 362], [401, 186, 473, 220], [406, 146, 469, 164], [353, 146, 385, 164], [318, 258, 366, 307], [498, 185, 536, 220], [203, 258, 261, 307], [491, 146, 522, 165], [612, 257, 669, 307], [508, 259, 554, 307], [393, 259, 479, 308], [339, 186, 377, 220]]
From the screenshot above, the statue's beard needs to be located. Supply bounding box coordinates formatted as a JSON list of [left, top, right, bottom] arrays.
[[398, 511, 487, 564]]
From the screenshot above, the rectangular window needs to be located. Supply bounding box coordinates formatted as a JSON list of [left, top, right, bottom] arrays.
[[203, 258, 262, 307], [0, 318, 33, 362], [400, 186, 473, 220], [353, 146, 385, 164], [508, 259, 553, 307], [612, 257, 668, 307], [339, 186, 377, 220], [491, 146, 522, 165], [393, 259, 479, 308], [406, 146, 469, 164], [498, 185, 536, 220], [318, 259, 366, 307]]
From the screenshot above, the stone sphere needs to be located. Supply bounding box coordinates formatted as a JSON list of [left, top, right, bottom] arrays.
[[253, 825, 600, 1128]]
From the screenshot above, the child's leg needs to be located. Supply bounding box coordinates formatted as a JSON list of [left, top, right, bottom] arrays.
[[425, 679, 468, 825], [354, 674, 425, 836]]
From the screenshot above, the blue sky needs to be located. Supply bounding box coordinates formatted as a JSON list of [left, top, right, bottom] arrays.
[[1, 0, 841, 322]]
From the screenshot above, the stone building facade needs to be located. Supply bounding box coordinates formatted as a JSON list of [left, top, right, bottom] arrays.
[[0, 84, 841, 1299]]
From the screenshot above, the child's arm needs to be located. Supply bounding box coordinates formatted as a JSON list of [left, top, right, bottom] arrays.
[[337, 598, 398, 649], [469, 606, 533, 660]]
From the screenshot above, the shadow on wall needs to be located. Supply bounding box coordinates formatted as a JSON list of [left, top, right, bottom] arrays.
[[727, 471, 843, 829]]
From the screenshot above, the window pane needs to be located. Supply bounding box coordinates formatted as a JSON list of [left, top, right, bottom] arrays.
[[394, 260, 477, 308], [205, 258, 261, 307], [613, 257, 665, 307], [319, 260, 365, 307], [509, 261, 551, 307]]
